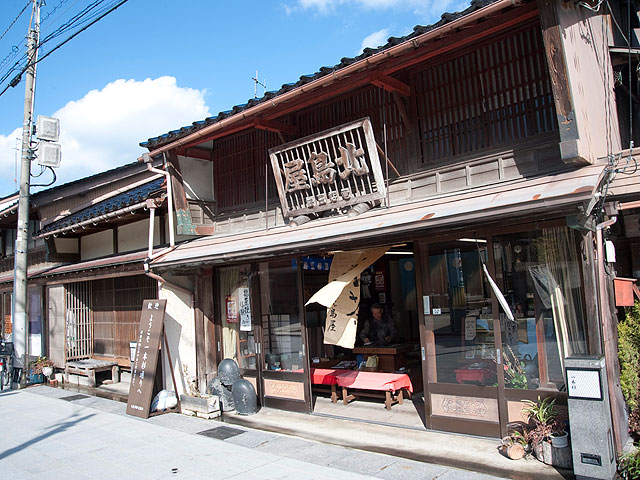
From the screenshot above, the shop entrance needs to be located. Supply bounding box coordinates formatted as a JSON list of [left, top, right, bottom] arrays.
[[417, 238, 504, 437], [217, 261, 310, 412], [303, 244, 425, 428]]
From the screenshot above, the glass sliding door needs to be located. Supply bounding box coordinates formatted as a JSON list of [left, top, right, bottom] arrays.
[[492, 227, 586, 420], [419, 238, 503, 436], [258, 259, 309, 412], [217, 264, 261, 395]]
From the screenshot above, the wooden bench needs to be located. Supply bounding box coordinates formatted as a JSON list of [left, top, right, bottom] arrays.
[[335, 370, 413, 410], [310, 368, 342, 403], [311, 368, 413, 410], [65, 359, 119, 387]]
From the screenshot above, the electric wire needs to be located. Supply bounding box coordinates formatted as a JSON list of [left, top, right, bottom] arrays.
[[0, 1, 31, 42], [0, 0, 129, 98]]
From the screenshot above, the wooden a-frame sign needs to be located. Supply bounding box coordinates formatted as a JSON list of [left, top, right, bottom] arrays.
[[126, 299, 180, 418]]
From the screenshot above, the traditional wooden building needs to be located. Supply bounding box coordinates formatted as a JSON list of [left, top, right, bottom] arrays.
[[130, 0, 640, 450], [4, 0, 640, 456], [0, 160, 167, 375]]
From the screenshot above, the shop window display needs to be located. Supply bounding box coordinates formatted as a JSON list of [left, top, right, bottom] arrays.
[[259, 260, 303, 372], [493, 227, 588, 390], [218, 265, 257, 370], [427, 239, 497, 385]]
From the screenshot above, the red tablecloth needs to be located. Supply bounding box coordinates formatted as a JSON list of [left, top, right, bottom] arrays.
[[334, 370, 413, 393], [310, 368, 346, 385]]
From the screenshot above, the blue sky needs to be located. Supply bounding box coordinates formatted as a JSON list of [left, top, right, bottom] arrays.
[[0, 0, 468, 198]]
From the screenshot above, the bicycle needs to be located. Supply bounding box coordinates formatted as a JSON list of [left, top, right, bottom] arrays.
[[0, 341, 14, 391]]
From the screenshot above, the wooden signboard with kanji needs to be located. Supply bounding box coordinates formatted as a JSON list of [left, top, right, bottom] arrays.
[[269, 117, 386, 219], [126, 299, 166, 418]]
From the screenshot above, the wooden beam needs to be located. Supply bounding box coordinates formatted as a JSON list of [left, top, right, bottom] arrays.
[[383, 2, 538, 76], [370, 72, 410, 97], [392, 91, 411, 130], [253, 118, 299, 135], [175, 147, 213, 161]]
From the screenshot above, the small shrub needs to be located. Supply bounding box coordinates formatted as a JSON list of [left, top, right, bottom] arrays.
[[629, 407, 640, 443], [618, 449, 640, 480], [619, 302, 640, 411]]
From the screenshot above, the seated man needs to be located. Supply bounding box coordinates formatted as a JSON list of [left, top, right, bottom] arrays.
[[359, 303, 396, 346]]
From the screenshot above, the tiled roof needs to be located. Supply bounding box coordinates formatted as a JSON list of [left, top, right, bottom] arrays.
[[140, 0, 497, 150], [35, 177, 165, 236]]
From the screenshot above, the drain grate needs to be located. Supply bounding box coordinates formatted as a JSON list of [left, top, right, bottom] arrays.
[[61, 394, 90, 401], [197, 426, 246, 440]]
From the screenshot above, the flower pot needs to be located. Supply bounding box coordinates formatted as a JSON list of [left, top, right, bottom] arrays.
[[551, 431, 568, 448], [41, 366, 53, 378], [180, 394, 220, 414]]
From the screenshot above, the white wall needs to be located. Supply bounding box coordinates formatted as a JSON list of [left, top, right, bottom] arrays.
[[179, 156, 214, 202], [54, 237, 78, 254], [159, 277, 196, 396], [80, 230, 113, 260], [117, 217, 160, 253]]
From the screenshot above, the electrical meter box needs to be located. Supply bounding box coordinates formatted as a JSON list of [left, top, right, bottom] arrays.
[[565, 356, 616, 480]]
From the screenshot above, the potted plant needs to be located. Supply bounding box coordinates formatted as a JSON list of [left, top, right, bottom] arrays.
[[29, 356, 54, 384], [521, 396, 559, 461], [499, 423, 531, 460], [179, 365, 220, 418]]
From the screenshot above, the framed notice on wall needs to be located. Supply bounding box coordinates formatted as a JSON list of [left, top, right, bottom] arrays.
[[226, 295, 238, 323], [126, 299, 167, 419]]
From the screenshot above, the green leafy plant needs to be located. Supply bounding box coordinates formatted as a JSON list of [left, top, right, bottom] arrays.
[[619, 302, 640, 411], [521, 396, 562, 445], [618, 449, 640, 480], [629, 407, 640, 443], [503, 345, 528, 389], [29, 356, 53, 375]]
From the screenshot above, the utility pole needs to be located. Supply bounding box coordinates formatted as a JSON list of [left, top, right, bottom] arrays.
[[13, 0, 40, 388]]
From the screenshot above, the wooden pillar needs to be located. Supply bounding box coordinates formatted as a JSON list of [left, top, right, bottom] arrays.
[[201, 268, 217, 380], [537, 0, 621, 164], [194, 269, 217, 388], [580, 230, 602, 354]]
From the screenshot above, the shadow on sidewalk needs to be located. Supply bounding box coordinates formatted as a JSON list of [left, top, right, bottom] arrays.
[[0, 410, 96, 460]]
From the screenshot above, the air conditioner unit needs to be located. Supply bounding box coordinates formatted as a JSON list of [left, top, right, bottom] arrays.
[[36, 115, 60, 142], [37, 142, 62, 168]]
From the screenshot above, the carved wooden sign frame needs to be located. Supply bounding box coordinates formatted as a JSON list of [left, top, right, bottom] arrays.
[[269, 117, 386, 219]]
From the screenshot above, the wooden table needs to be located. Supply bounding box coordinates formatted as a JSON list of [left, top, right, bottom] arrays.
[[352, 344, 412, 372]]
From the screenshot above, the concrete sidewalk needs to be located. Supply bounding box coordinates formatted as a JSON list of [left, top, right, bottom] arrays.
[[0, 386, 505, 480], [0, 385, 563, 479]]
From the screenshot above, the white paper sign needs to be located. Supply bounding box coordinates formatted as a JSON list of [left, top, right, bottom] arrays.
[[423, 296, 430, 315], [566, 368, 602, 400], [464, 317, 477, 341], [239, 287, 252, 332]]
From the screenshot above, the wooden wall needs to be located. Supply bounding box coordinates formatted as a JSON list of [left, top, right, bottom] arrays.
[[91, 275, 157, 360]]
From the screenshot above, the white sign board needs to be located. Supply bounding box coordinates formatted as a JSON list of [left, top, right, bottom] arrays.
[[239, 287, 252, 332], [566, 368, 602, 400]]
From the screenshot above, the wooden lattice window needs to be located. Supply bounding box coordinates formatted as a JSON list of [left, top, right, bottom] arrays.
[[91, 275, 157, 359], [213, 129, 280, 211], [65, 282, 92, 361], [296, 85, 407, 173], [413, 25, 556, 164]]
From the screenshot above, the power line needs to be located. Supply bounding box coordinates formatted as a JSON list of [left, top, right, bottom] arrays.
[[0, 0, 130, 99], [0, 1, 31, 42]]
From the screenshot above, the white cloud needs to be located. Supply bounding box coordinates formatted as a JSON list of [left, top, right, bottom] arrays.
[[360, 28, 389, 53], [0, 76, 210, 194]]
